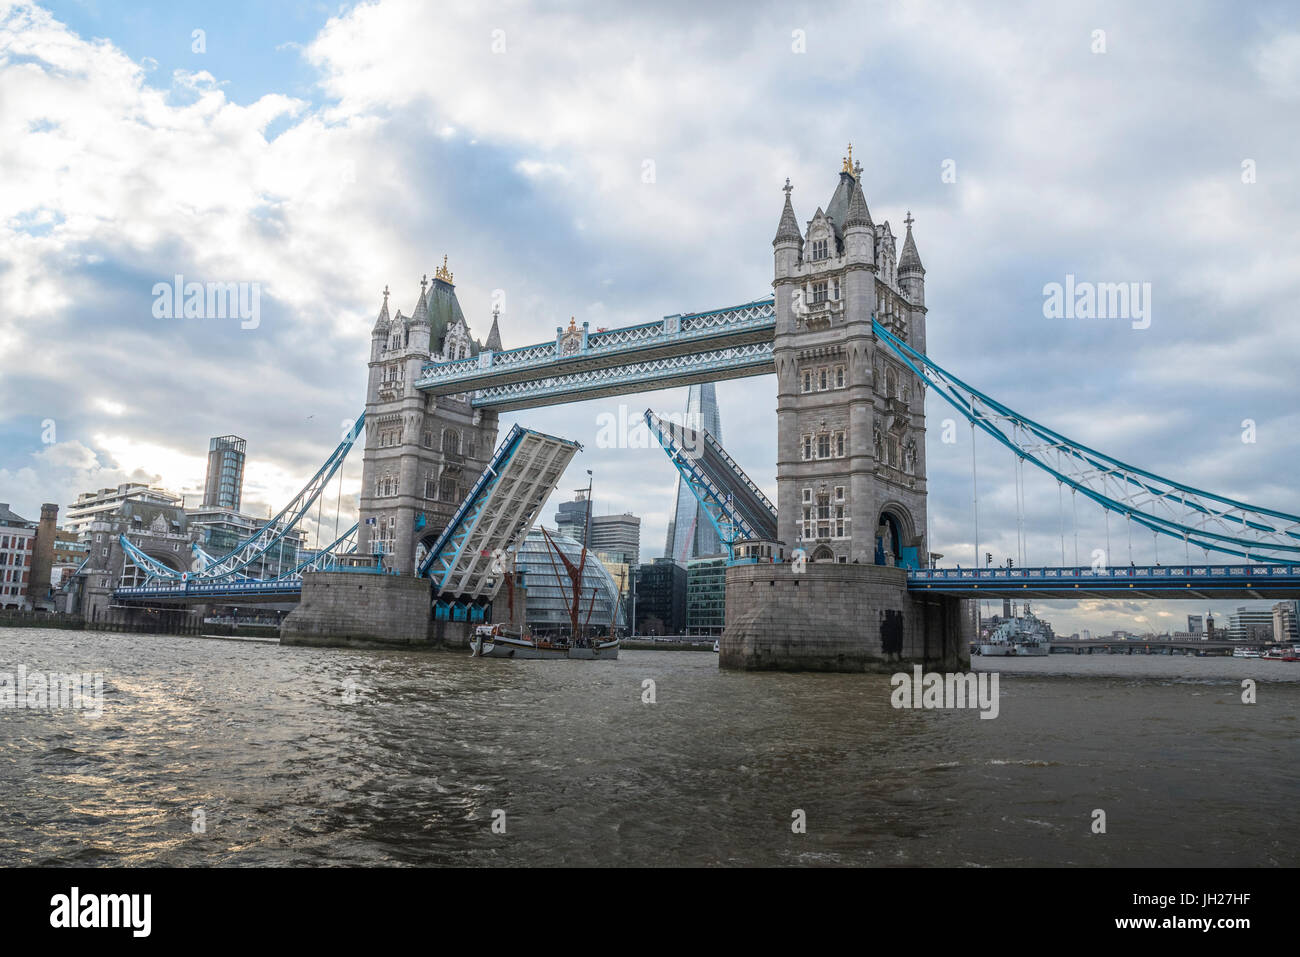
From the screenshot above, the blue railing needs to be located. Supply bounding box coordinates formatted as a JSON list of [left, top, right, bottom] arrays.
[[114, 580, 304, 598], [907, 563, 1300, 592], [910, 563, 1300, 580], [416, 297, 775, 388]]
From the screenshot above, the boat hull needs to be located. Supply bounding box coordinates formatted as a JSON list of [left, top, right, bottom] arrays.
[[566, 640, 620, 660], [471, 633, 619, 660], [978, 643, 1048, 657]]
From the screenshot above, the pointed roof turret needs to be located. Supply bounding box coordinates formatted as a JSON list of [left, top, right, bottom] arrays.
[[898, 211, 924, 273], [824, 143, 859, 240], [485, 305, 503, 351], [773, 178, 802, 246], [371, 285, 391, 334], [426, 262, 467, 352], [411, 274, 429, 325], [843, 177, 873, 230]]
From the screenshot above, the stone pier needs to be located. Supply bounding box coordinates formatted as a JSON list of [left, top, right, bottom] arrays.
[[720, 562, 972, 673], [281, 572, 473, 649]]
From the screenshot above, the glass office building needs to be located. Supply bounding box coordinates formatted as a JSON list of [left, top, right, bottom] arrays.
[[635, 557, 687, 635], [686, 553, 727, 636], [204, 435, 247, 511]]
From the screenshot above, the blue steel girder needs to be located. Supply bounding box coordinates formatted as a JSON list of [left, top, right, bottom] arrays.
[[645, 409, 777, 559], [277, 522, 360, 582], [418, 425, 582, 599], [59, 554, 91, 592], [872, 320, 1300, 564], [113, 579, 304, 603], [124, 411, 367, 584], [467, 341, 775, 411], [909, 563, 1300, 600], [415, 297, 775, 396], [419, 424, 527, 583]]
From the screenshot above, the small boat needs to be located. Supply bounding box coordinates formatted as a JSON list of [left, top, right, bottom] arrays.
[[471, 623, 619, 660], [1261, 647, 1300, 662], [1232, 647, 1261, 658]]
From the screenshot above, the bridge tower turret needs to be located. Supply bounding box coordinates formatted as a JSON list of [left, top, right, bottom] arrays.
[[770, 148, 928, 568], [898, 212, 926, 315], [721, 147, 964, 673], [358, 263, 500, 576]]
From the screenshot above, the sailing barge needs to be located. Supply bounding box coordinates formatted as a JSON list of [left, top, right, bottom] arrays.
[[470, 526, 620, 660]]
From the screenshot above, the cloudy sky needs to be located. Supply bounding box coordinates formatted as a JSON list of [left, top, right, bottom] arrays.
[[2, 0, 1298, 635]]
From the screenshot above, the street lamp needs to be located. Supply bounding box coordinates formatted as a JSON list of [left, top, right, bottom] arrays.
[[582, 469, 593, 551]]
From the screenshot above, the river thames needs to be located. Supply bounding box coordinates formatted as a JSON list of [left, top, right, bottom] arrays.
[[1, 627, 1296, 867]]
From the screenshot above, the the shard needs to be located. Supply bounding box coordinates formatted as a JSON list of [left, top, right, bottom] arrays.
[[663, 383, 723, 562]]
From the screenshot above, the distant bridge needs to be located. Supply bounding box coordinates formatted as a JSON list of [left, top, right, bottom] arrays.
[[1043, 638, 1246, 653], [908, 563, 1300, 600], [113, 578, 312, 604]]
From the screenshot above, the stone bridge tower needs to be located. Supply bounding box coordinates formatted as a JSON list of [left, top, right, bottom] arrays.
[[772, 146, 929, 569], [358, 258, 502, 575], [722, 147, 969, 673]]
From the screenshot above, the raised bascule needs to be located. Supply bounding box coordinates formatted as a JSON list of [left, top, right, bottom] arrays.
[[97, 147, 1300, 668]]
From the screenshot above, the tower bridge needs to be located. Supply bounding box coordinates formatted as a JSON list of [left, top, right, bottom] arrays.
[[86, 146, 1300, 669]]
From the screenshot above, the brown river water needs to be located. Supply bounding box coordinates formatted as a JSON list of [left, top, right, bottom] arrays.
[[1, 627, 1296, 866]]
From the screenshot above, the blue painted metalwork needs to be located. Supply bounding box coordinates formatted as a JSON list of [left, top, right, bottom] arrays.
[[432, 598, 488, 622], [644, 409, 777, 560], [112, 522, 362, 601], [121, 412, 365, 583], [418, 424, 582, 597], [908, 563, 1300, 599], [469, 341, 775, 411], [872, 320, 1300, 563], [415, 297, 775, 395], [114, 579, 305, 600], [58, 554, 91, 593], [417, 424, 526, 581]]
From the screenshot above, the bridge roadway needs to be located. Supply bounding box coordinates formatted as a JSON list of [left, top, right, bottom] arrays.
[[414, 297, 776, 411], [1042, 638, 1251, 654], [113, 578, 318, 604], [908, 563, 1300, 599], [115, 561, 1300, 605]]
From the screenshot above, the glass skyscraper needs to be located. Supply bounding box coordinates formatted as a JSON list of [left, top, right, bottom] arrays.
[[203, 435, 246, 511], [663, 383, 722, 562]]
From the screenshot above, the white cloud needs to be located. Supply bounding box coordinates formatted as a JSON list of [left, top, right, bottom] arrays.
[[1, 0, 1297, 638]]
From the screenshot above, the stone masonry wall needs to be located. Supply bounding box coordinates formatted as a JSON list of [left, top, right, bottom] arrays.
[[721, 562, 971, 673], [282, 571, 442, 648]]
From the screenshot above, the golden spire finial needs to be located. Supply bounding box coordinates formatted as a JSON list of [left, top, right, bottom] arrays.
[[435, 254, 454, 284], [842, 143, 854, 176], [567, 316, 577, 333]]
